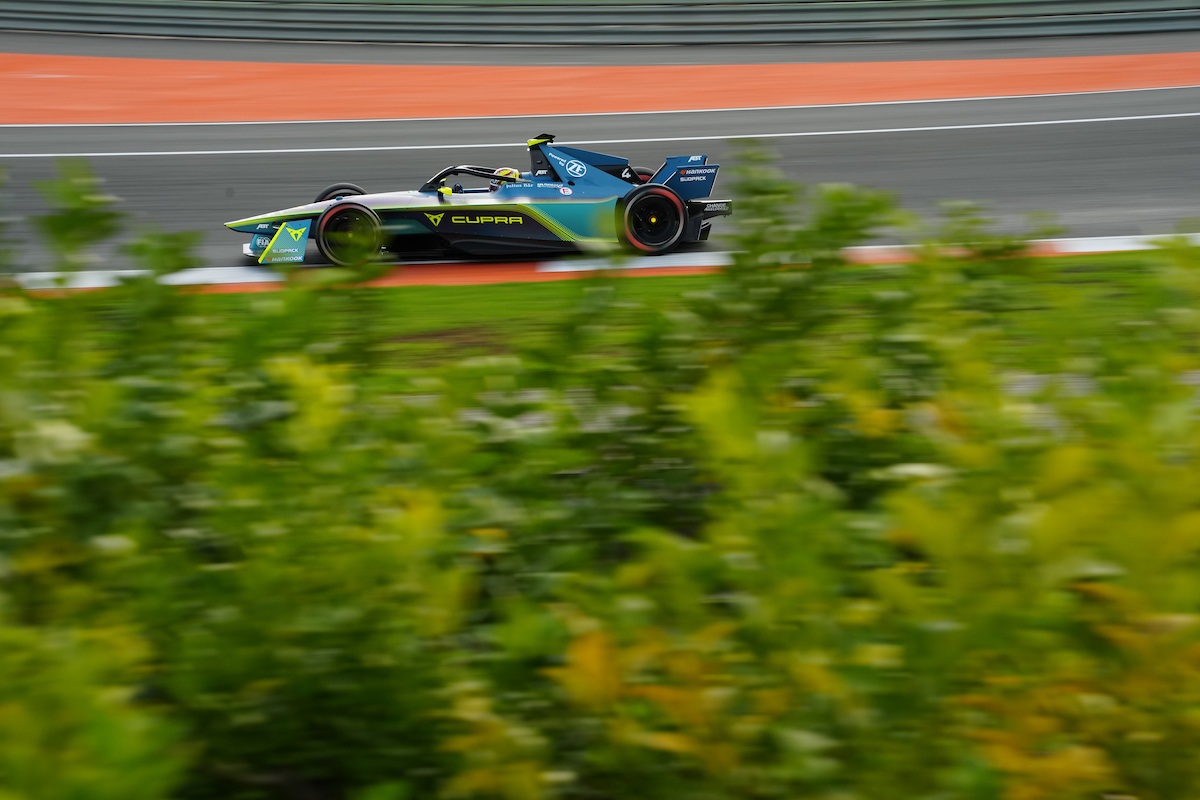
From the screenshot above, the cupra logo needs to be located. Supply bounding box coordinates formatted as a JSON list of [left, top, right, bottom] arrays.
[[425, 213, 445, 226], [284, 226, 306, 242]]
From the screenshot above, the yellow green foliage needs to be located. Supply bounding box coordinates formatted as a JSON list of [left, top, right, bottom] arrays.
[[2, 159, 1200, 800]]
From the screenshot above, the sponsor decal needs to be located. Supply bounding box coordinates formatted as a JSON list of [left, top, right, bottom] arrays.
[[260, 218, 312, 265], [535, 169, 549, 176], [565, 160, 588, 178], [703, 202, 730, 212], [688, 155, 704, 162], [560, 187, 573, 196], [425, 213, 445, 226], [450, 215, 523, 225], [256, 223, 272, 230], [253, 236, 272, 249], [678, 166, 719, 183]]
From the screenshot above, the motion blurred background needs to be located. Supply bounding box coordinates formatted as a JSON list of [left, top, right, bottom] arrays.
[[1, 5, 1200, 800]]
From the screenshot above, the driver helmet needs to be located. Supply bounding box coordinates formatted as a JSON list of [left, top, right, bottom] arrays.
[[490, 167, 522, 190]]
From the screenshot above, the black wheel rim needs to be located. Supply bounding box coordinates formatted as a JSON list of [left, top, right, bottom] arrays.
[[628, 195, 680, 248], [323, 208, 378, 265]]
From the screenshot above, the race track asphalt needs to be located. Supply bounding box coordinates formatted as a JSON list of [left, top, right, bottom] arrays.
[[1, 31, 1198, 268]]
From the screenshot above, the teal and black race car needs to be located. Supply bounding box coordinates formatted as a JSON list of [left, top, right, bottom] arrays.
[[225, 134, 732, 266]]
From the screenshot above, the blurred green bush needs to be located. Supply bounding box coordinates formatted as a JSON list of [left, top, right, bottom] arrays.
[[3, 155, 1200, 800]]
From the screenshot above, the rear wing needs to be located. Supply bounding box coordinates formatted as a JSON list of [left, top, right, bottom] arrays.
[[650, 156, 720, 202]]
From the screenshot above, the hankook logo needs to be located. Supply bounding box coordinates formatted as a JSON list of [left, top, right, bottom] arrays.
[[425, 213, 445, 226]]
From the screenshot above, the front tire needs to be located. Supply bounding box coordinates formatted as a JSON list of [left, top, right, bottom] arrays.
[[314, 183, 366, 203], [315, 202, 382, 267], [619, 185, 686, 255]]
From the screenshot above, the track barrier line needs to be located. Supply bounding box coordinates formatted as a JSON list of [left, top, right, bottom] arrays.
[[3, 0, 1198, 46]]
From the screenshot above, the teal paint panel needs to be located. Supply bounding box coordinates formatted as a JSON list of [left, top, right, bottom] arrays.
[[259, 219, 311, 265], [532, 199, 618, 241]]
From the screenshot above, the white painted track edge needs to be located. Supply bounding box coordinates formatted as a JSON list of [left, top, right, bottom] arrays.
[[13, 233, 1199, 289]]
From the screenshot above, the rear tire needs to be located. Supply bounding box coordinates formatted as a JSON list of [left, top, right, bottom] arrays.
[[619, 185, 686, 255], [314, 183, 366, 203], [315, 202, 382, 267], [633, 167, 654, 184]]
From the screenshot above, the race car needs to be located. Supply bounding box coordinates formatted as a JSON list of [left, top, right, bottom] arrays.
[[225, 134, 732, 266]]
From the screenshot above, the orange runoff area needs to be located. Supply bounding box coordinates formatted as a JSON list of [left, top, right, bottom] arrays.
[[3, 51, 1200, 124], [185, 263, 717, 293]]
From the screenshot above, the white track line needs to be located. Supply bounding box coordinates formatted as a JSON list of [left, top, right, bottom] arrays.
[[3, 111, 1199, 159], [4, 84, 1198, 129], [537, 234, 1200, 273], [15, 234, 1199, 290]]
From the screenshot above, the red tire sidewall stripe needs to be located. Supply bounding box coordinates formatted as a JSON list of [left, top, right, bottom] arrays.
[[624, 187, 685, 253], [624, 188, 681, 253]]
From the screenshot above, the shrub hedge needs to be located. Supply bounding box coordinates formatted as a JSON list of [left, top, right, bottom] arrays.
[[2, 154, 1200, 800]]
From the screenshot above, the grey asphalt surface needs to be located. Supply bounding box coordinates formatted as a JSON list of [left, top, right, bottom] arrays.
[[2, 31, 1198, 268]]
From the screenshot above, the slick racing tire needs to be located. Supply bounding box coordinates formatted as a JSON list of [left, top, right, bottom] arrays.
[[314, 183, 366, 203], [620, 185, 686, 255], [633, 167, 655, 184], [315, 202, 382, 267]]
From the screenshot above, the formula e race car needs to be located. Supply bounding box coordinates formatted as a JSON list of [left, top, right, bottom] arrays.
[[225, 134, 732, 266]]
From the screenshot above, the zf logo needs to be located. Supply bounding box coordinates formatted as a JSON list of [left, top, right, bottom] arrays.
[[565, 160, 588, 178], [425, 213, 445, 226]]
